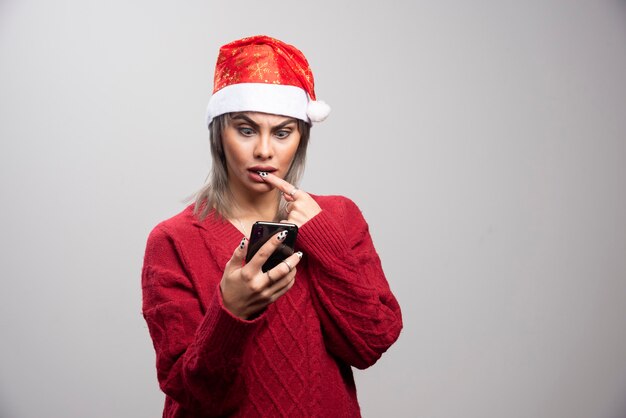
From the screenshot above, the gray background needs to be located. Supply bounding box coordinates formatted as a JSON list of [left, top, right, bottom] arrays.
[[1, 0, 625, 417]]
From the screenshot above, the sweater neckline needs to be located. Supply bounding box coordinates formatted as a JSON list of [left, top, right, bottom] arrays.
[[190, 206, 237, 233], [189, 206, 246, 255]]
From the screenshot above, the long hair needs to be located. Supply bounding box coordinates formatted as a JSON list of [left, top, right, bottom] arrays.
[[193, 113, 311, 221]]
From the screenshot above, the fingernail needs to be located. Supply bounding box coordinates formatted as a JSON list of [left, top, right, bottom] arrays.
[[258, 171, 268, 178], [239, 237, 246, 249], [277, 230, 288, 241], [296, 251, 303, 259]]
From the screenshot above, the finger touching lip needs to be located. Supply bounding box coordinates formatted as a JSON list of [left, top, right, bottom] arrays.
[[257, 171, 278, 184], [258, 171, 294, 193], [247, 171, 267, 183]]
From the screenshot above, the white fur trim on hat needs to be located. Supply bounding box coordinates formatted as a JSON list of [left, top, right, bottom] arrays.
[[206, 83, 309, 126]]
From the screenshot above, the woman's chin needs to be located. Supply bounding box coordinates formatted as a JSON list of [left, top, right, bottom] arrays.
[[247, 181, 275, 194]]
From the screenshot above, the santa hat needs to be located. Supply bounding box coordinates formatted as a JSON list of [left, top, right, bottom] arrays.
[[206, 35, 331, 126]]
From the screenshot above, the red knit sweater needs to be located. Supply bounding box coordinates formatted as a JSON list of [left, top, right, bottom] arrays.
[[142, 195, 402, 417]]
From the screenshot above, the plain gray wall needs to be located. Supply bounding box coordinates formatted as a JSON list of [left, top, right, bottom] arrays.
[[1, 1, 626, 417]]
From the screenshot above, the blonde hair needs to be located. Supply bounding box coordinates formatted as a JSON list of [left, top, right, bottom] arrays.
[[193, 113, 311, 221]]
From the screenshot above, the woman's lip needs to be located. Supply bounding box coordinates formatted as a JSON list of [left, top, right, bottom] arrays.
[[247, 168, 276, 183], [247, 171, 267, 183], [248, 167, 276, 172]]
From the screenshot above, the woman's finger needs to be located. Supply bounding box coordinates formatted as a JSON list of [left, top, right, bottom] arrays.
[[260, 172, 321, 226], [259, 172, 304, 200], [247, 273, 296, 312], [224, 237, 247, 274], [265, 251, 303, 287], [268, 271, 296, 302], [242, 229, 289, 273]]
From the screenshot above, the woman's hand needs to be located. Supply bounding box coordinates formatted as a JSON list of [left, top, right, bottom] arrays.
[[220, 232, 303, 320], [259, 172, 321, 227]]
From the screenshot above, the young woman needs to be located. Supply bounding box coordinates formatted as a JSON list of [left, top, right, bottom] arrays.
[[142, 35, 402, 418]]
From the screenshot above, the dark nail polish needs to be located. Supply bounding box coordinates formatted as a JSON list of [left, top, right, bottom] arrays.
[[239, 237, 246, 249], [277, 230, 288, 241]]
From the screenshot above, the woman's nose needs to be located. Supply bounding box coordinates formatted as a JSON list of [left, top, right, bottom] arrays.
[[253, 134, 273, 159]]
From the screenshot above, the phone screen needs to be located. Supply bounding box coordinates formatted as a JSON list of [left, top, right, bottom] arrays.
[[245, 221, 298, 272]]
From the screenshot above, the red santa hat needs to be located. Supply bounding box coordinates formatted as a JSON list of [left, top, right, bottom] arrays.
[[206, 35, 331, 126]]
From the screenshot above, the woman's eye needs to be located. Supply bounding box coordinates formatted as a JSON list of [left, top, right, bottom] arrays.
[[275, 130, 291, 139], [239, 127, 255, 136]]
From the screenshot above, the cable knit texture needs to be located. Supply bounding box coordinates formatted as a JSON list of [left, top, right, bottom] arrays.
[[142, 195, 403, 417]]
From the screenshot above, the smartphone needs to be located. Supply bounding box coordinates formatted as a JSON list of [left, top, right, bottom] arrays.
[[245, 221, 298, 272]]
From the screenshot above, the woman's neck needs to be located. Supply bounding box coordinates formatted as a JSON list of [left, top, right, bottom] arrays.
[[230, 188, 280, 223]]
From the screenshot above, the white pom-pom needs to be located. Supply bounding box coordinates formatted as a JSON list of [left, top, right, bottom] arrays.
[[306, 100, 331, 122]]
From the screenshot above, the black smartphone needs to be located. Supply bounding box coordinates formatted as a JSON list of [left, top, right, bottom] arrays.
[[245, 221, 298, 272]]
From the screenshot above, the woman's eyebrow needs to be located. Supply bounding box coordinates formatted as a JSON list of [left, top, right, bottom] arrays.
[[231, 114, 297, 130], [272, 119, 298, 130], [231, 114, 259, 128]]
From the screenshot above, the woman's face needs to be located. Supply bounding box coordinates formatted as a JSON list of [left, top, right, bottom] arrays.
[[222, 112, 301, 198]]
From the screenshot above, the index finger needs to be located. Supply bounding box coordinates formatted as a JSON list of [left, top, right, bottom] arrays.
[[243, 229, 289, 272], [260, 172, 301, 199]]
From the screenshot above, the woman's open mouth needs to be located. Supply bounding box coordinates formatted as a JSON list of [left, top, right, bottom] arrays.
[[247, 166, 276, 182]]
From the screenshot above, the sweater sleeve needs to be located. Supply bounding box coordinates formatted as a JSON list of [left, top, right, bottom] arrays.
[[297, 197, 403, 369], [141, 225, 262, 416]]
